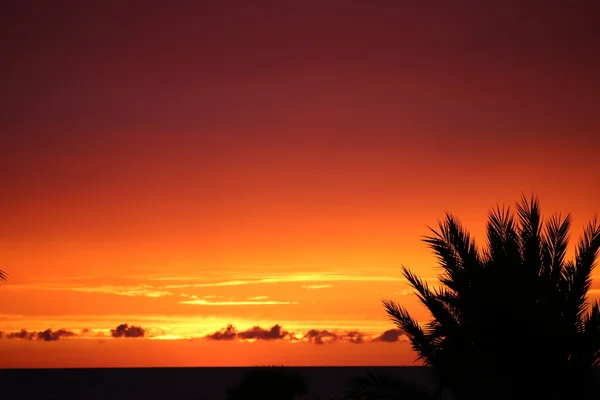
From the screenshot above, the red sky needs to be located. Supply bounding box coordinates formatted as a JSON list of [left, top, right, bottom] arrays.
[[1, 1, 599, 368]]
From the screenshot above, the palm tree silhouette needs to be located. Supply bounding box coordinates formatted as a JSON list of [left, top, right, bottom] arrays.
[[344, 195, 600, 400], [0, 269, 6, 282]]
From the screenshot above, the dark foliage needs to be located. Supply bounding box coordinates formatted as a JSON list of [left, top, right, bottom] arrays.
[[226, 365, 310, 400], [346, 194, 600, 400], [343, 369, 450, 400]]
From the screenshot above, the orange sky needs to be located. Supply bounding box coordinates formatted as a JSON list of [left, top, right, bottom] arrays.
[[1, 1, 599, 368]]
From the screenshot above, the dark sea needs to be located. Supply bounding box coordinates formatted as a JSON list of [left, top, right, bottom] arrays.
[[0, 366, 436, 400]]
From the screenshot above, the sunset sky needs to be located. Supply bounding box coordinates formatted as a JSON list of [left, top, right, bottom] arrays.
[[1, 1, 599, 368]]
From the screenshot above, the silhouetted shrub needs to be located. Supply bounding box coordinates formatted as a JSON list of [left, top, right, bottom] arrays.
[[226, 365, 309, 400]]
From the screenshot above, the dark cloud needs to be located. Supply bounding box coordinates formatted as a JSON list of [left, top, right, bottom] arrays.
[[37, 328, 76, 341], [374, 328, 403, 342], [342, 330, 365, 344], [205, 324, 404, 344], [6, 329, 35, 340], [110, 323, 145, 338], [2, 324, 403, 344], [206, 324, 288, 341], [238, 325, 288, 341], [207, 324, 237, 340], [3, 328, 76, 341], [303, 329, 337, 345]]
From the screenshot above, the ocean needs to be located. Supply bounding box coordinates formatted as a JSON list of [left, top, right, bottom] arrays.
[[0, 366, 435, 400]]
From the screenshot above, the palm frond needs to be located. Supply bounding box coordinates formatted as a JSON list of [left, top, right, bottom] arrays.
[[401, 267, 461, 335], [382, 299, 435, 365], [582, 300, 600, 368], [433, 287, 460, 316], [485, 205, 520, 268], [431, 213, 480, 269], [422, 214, 480, 295], [515, 193, 543, 278], [342, 370, 443, 400], [0, 269, 7, 281], [542, 213, 572, 283], [422, 228, 463, 293], [565, 218, 600, 323]]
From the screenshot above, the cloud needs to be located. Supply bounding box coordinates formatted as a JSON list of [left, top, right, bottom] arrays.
[[342, 330, 365, 344], [238, 325, 288, 341], [373, 329, 403, 342], [3, 328, 76, 341], [37, 328, 76, 341], [303, 329, 338, 344], [4, 273, 435, 304], [63, 284, 173, 298], [205, 324, 406, 345], [78, 328, 108, 338], [301, 285, 332, 289], [110, 324, 145, 338], [6, 283, 173, 298], [247, 296, 270, 300], [206, 325, 237, 341], [206, 324, 288, 341], [161, 273, 414, 289], [5, 329, 35, 340], [0, 323, 404, 344], [180, 299, 298, 306], [180, 294, 218, 300]]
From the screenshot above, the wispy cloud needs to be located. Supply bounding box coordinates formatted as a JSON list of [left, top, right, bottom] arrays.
[[148, 275, 221, 281], [162, 273, 412, 289], [6, 283, 173, 298], [247, 296, 270, 300], [3, 272, 436, 302], [180, 299, 298, 306], [301, 284, 332, 289], [69, 285, 173, 298]]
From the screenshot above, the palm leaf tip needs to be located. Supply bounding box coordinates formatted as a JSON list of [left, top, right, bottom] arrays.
[[577, 216, 600, 266], [382, 299, 435, 364]]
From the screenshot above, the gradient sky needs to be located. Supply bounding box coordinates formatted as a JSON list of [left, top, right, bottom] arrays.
[[1, 1, 599, 368]]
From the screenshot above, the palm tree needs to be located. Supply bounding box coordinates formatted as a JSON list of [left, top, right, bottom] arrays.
[[0, 269, 6, 282], [344, 195, 600, 400]]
